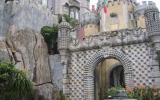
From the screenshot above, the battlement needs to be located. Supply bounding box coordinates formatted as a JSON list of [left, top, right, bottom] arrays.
[[135, 1, 156, 14], [97, 0, 136, 8], [69, 28, 148, 51], [81, 11, 99, 26]]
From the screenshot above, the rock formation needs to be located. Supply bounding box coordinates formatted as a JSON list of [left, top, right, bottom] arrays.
[[1, 25, 53, 100], [0, 0, 59, 99]]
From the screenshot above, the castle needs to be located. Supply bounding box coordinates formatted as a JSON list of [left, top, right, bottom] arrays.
[[58, 0, 160, 100], [0, 0, 160, 100]]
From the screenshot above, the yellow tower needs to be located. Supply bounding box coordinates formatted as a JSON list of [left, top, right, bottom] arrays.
[[98, 0, 136, 32], [81, 11, 100, 37], [134, 1, 147, 28]]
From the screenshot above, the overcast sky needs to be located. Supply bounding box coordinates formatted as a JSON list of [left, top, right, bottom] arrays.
[[90, 0, 160, 10]]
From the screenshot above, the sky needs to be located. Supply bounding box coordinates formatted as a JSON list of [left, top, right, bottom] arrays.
[[90, 0, 160, 10]]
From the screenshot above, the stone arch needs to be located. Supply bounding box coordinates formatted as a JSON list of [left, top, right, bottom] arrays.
[[84, 48, 134, 100]]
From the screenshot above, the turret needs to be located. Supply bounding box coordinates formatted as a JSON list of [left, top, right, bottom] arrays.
[[144, 1, 160, 88], [58, 17, 71, 96], [58, 17, 71, 63], [98, 0, 136, 32], [144, 1, 160, 49]]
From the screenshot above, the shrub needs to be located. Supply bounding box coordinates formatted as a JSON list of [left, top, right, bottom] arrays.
[[0, 61, 33, 100], [126, 86, 160, 100], [105, 86, 123, 99], [110, 13, 117, 17]]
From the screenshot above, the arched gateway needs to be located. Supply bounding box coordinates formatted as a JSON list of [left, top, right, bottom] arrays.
[[84, 49, 134, 100]]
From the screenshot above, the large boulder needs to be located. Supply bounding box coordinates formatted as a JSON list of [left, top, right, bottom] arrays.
[[5, 25, 53, 100]]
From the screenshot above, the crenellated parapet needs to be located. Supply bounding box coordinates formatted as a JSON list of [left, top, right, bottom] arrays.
[[97, 0, 136, 7], [69, 28, 148, 51], [135, 1, 156, 16], [81, 11, 99, 26]]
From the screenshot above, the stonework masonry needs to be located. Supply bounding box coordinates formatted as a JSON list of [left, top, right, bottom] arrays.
[[58, 1, 160, 99]]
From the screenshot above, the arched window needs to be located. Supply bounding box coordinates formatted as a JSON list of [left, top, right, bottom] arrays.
[[153, 13, 156, 21]]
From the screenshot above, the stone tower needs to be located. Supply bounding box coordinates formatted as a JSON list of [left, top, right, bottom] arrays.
[[144, 1, 160, 88], [58, 17, 71, 96], [97, 0, 136, 32]]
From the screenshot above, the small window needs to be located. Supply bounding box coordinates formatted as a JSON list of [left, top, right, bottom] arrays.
[[153, 13, 156, 21]]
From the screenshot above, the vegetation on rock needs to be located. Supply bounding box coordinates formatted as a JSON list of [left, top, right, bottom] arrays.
[[41, 14, 77, 55], [41, 25, 59, 54], [0, 61, 33, 100]]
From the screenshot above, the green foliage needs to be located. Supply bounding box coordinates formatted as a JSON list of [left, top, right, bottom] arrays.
[[105, 86, 123, 99], [105, 86, 160, 100], [59, 91, 66, 100], [126, 87, 160, 100], [0, 61, 33, 100], [41, 25, 58, 54], [110, 13, 117, 17], [59, 14, 78, 27]]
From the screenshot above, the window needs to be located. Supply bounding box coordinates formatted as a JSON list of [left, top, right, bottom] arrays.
[[75, 11, 79, 20], [70, 11, 74, 19], [153, 13, 156, 21]]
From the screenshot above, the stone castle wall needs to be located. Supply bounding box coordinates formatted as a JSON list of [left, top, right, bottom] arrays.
[[64, 28, 155, 100]]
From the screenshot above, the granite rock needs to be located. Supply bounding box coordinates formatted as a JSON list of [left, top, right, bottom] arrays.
[[5, 26, 53, 100]]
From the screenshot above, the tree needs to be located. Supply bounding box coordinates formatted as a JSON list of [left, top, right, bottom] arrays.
[[0, 61, 33, 100]]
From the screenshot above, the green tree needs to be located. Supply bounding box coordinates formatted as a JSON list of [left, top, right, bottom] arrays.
[[0, 61, 33, 100]]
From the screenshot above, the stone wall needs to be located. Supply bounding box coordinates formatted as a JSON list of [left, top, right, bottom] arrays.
[[49, 54, 63, 90]]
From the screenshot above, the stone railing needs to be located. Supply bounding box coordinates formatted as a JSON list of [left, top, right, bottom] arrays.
[[69, 28, 148, 51]]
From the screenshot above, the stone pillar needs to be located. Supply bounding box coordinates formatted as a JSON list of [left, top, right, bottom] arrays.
[[58, 17, 71, 96], [144, 2, 160, 88]]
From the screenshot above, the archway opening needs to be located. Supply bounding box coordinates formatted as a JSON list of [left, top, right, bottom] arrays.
[[110, 65, 125, 88], [94, 58, 125, 100]]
